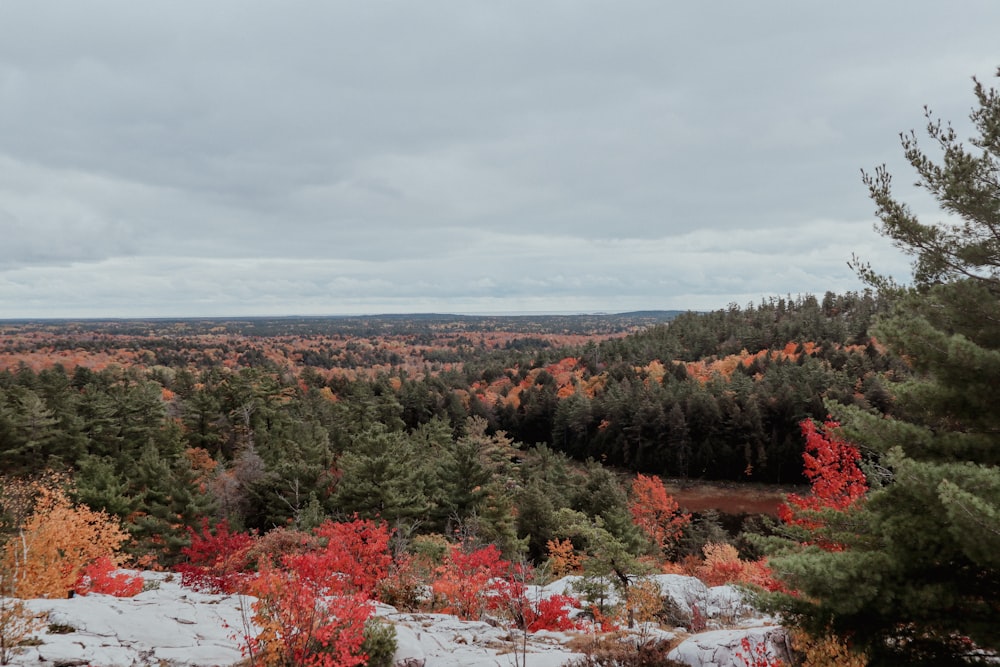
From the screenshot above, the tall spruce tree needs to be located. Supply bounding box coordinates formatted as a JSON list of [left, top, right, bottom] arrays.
[[768, 69, 1000, 665]]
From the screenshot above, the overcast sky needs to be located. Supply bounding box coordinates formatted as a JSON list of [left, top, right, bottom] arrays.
[[1, 2, 998, 318]]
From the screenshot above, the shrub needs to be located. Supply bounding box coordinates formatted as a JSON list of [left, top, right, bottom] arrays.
[[565, 636, 687, 667], [430, 543, 511, 620], [74, 556, 144, 597], [526, 593, 583, 632], [2, 485, 130, 599], [176, 519, 255, 594], [375, 552, 423, 611], [0, 596, 43, 665], [310, 518, 393, 598], [241, 560, 372, 667], [788, 628, 867, 667], [360, 619, 397, 667], [735, 636, 785, 667], [409, 533, 450, 566]]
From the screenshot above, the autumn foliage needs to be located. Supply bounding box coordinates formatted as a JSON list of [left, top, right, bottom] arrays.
[[628, 474, 690, 556], [176, 519, 256, 593], [695, 543, 779, 591], [308, 517, 393, 598], [430, 543, 513, 620], [244, 561, 372, 667], [778, 419, 867, 536], [74, 556, 145, 597], [735, 635, 785, 667], [546, 538, 582, 577], [2, 484, 130, 599]]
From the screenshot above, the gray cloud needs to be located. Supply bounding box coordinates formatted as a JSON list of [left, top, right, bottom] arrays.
[[0, 2, 996, 317]]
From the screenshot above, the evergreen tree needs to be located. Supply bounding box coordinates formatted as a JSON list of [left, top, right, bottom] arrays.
[[73, 454, 135, 519], [127, 442, 215, 565], [0, 387, 58, 473], [332, 425, 429, 523], [769, 68, 1000, 665]]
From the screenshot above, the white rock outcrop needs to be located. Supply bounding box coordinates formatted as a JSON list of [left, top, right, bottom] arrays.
[[667, 626, 791, 667], [3, 572, 782, 667]]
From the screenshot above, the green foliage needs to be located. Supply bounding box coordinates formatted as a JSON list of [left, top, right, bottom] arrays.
[[768, 67, 1000, 665], [360, 619, 397, 667], [127, 442, 216, 565], [554, 507, 649, 626], [333, 425, 430, 523]]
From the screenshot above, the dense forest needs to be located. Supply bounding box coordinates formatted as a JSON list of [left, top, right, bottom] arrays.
[[0, 291, 900, 574]]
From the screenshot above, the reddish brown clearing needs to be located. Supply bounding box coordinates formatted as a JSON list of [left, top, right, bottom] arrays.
[[663, 481, 795, 517]]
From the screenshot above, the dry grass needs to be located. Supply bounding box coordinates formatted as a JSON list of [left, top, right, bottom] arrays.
[[663, 481, 796, 517]]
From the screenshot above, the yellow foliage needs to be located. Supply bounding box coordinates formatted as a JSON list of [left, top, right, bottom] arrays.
[[625, 577, 663, 627], [696, 542, 745, 587], [702, 541, 741, 565], [789, 627, 868, 667], [2, 486, 129, 599]]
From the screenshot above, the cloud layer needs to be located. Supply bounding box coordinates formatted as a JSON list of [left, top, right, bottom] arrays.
[[1, 2, 996, 317]]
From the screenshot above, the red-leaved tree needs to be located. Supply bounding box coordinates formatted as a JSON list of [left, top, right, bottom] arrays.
[[778, 419, 867, 547], [628, 474, 690, 557]]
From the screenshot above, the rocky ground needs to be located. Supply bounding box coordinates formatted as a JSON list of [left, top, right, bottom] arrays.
[[5, 572, 789, 666]]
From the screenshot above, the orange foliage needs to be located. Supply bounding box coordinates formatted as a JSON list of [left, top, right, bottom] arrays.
[[3, 485, 130, 599], [184, 447, 218, 480], [643, 360, 666, 384], [546, 538, 583, 577], [664, 543, 781, 591], [685, 360, 711, 383], [582, 373, 607, 398], [557, 383, 578, 399], [629, 474, 690, 556], [696, 543, 747, 586], [430, 543, 512, 620]]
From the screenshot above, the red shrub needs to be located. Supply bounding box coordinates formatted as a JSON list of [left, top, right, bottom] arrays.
[[74, 556, 144, 597], [526, 594, 583, 632], [242, 560, 371, 667], [310, 517, 393, 597], [176, 519, 255, 593], [736, 635, 784, 667], [431, 543, 513, 620]]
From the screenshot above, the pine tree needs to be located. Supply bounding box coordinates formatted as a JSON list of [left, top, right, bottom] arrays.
[[127, 442, 215, 566], [768, 68, 1000, 665], [332, 425, 429, 523]]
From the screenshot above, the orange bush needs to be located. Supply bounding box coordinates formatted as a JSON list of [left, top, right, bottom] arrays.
[[697, 543, 745, 586], [690, 543, 781, 591], [2, 485, 130, 599], [546, 538, 582, 577]]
